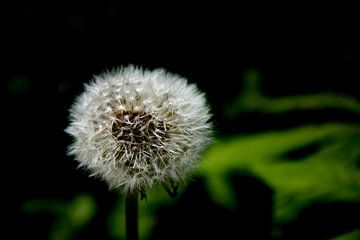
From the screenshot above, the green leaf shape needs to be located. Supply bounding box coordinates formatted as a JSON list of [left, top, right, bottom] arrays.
[[225, 69, 360, 118], [201, 123, 360, 224]]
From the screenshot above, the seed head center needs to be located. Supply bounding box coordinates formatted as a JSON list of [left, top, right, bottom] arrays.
[[111, 110, 168, 145]]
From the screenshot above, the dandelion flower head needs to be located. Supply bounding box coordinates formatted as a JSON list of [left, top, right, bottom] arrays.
[[66, 66, 212, 194]]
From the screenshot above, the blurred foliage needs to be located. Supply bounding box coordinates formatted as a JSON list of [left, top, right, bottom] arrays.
[[23, 69, 360, 239], [334, 229, 360, 240], [202, 123, 360, 223], [23, 194, 96, 240], [6, 75, 31, 94], [225, 69, 360, 117]]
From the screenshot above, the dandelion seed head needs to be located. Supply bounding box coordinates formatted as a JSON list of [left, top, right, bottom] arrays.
[[66, 66, 212, 194]]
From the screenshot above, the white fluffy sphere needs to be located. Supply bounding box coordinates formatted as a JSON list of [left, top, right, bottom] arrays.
[[66, 66, 212, 194]]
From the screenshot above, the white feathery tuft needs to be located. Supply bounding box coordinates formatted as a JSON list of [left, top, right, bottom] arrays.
[[66, 66, 212, 194]]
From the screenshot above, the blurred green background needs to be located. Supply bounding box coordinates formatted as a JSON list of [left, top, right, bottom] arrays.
[[2, 7, 359, 240]]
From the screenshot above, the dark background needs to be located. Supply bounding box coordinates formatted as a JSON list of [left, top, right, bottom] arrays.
[[2, 3, 359, 239]]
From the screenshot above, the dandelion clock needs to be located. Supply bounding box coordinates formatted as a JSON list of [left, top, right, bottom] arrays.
[[66, 66, 212, 240]]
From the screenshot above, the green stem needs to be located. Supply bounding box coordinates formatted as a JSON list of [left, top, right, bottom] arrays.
[[125, 192, 139, 240]]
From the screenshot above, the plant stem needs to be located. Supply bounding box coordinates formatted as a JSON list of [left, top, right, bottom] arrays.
[[126, 192, 138, 240]]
